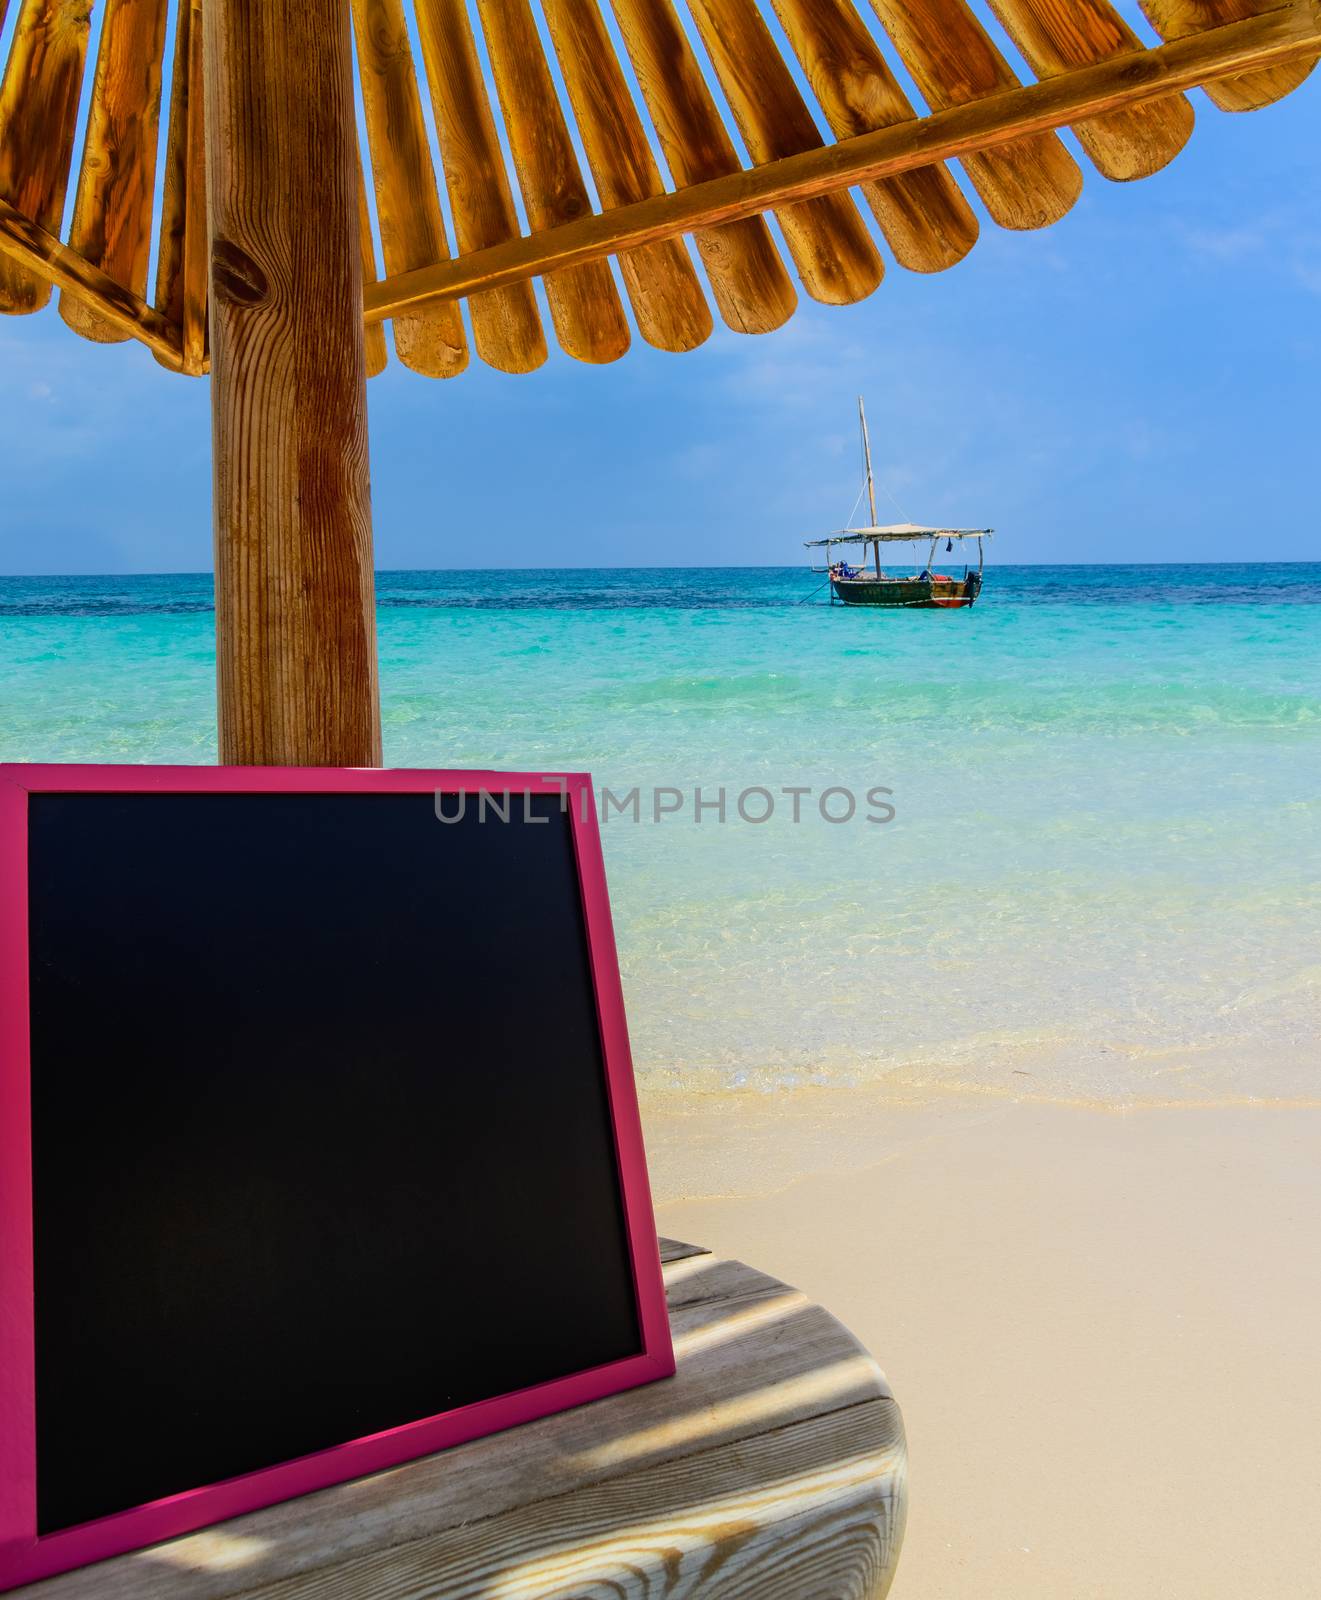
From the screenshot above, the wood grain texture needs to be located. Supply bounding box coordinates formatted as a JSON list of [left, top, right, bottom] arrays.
[[541, 0, 712, 351], [659, 1237, 712, 1262], [767, 0, 977, 272], [1140, 0, 1317, 107], [178, 0, 207, 374], [368, 1, 1321, 320], [413, 0, 546, 372], [986, 0, 1194, 179], [153, 0, 207, 373], [358, 165, 389, 378], [239, 1403, 906, 1600], [0, 0, 93, 314], [685, 0, 883, 305], [0, 193, 181, 361], [609, 0, 797, 333], [205, 0, 382, 766], [866, 0, 1083, 228], [351, 0, 467, 376], [153, 0, 191, 347], [17, 1245, 906, 1600], [58, 0, 169, 340], [476, 0, 630, 363]]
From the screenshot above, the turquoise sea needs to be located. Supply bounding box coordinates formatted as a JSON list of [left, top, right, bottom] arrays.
[[3, 564, 1318, 1104]]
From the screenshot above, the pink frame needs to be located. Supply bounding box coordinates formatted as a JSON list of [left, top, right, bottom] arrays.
[[0, 764, 672, 1592]]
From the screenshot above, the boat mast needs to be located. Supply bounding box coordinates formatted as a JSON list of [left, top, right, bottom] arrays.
[[858, 396, 879, 578]]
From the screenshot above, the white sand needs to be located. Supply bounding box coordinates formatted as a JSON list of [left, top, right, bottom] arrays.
[[644, 1090, 1321, 1599]]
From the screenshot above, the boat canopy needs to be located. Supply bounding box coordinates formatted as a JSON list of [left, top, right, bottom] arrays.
[[804, 526, 994, 547]]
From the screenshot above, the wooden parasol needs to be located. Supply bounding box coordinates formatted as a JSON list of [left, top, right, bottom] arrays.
[[0, 0, 1316, 764]]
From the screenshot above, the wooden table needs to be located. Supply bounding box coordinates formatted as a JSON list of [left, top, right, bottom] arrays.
[[20, 1241, 907, 1600]]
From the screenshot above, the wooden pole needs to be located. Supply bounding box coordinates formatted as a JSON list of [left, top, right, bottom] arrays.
[[859, 398, 877, 528], [204, 0, 381, 766], [857, 395, 880, 577]]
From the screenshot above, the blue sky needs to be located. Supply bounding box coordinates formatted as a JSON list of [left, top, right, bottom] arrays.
[[0, 69, 1316, 574]]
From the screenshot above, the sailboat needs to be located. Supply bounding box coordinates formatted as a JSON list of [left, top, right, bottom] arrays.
[[804, 399, 992, 608]]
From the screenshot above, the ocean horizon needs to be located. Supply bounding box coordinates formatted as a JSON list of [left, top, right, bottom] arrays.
[[4, 562, 1318, 1105]]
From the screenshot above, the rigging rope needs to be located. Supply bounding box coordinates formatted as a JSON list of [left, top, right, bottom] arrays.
[[879, 476, 913, 526], [853, 408, 913, 527], [843, 466, 912, 529]]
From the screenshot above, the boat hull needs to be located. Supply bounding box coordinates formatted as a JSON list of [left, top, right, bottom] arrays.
[[831, 572, 982, 608]]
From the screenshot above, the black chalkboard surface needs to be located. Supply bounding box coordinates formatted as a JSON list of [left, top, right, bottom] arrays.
[[0, 767, 670, 1589]]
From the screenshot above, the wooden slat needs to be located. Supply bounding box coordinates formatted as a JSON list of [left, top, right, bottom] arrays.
[[179, 0, 207, 375], [767, 0, 977, 273], [541, 0, 713, 351], [661, 1251, 817, 1311], [659, 1237, 712, 1262], [153, 0, 207, 374], [1140, 0, 1317, 107], [59, 0, 169, 341], [0, 0, 93, 314], [351, 0, 467, 377], [609, 0, 796, 333], [866, 0, 1082, 229], [475, 0, 631, 363], [209, 1400, 905, 1600], [685, 0, 883, 305], [358, 166, 390, 378], [0, 194, 182, 363], [368, 0, 1321, 320], [21, 1250, 904, 1600], [153, 0, 191, 347], [987, 0, 1194, 179], [413, 0, 547, 373]]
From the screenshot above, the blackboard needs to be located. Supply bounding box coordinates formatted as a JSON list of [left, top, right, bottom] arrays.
[[0, 767, 670, 1590]]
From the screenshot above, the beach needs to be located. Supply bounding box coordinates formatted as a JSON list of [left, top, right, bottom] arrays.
[[3, 562, 1318, 1594], [647, 1087, 1321, 1600]]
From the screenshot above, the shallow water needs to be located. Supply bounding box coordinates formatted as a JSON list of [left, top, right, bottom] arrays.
[[3, 563, 1318, 1103]]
